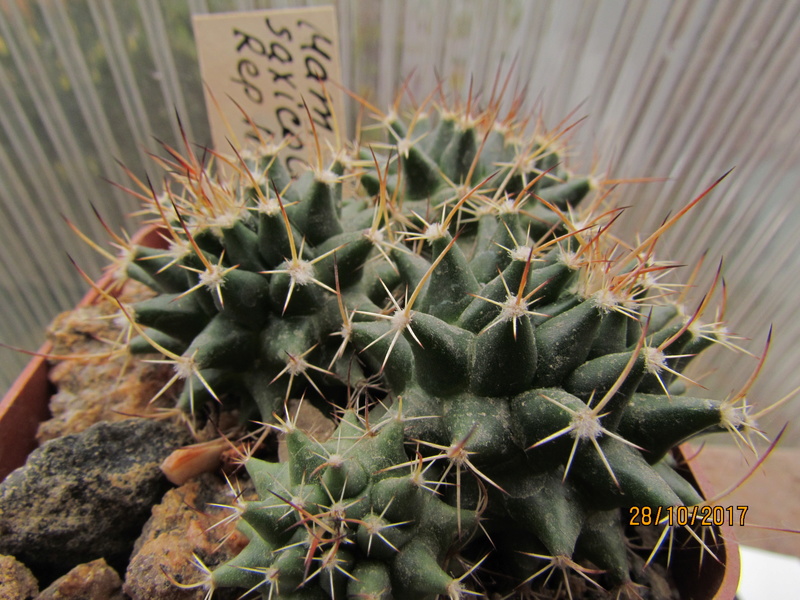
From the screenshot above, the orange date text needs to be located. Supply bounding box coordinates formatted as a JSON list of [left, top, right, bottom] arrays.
[[628, 505, 748, 527]]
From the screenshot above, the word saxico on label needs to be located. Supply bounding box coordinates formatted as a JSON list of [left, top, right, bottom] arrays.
[[193, 6, 345, 174]]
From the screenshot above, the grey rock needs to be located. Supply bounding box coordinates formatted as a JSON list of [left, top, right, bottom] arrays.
[[0, 418, 191, 578]]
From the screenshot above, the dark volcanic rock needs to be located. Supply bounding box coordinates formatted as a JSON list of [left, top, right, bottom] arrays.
[[0, 418, 191, 578]]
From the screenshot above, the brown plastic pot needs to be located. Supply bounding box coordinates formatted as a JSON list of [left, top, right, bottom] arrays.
[[0, 225, 740, 599], [668, 445, 741, 600]]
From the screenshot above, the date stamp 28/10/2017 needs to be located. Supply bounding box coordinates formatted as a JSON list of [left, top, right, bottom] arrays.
[[629, 505, 749, 527]]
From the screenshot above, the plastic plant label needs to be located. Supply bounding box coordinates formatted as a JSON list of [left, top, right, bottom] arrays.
[[193, 6, 345, 175]]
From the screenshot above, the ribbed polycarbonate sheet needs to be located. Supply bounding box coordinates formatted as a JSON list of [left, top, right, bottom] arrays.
[[0, 0, 798, 442]]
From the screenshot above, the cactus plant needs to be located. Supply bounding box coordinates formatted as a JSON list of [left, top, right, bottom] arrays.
[[94, 91, 762, 599]]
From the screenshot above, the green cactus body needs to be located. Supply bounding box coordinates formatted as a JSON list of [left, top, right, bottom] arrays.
[[111, 96, 760, 598]]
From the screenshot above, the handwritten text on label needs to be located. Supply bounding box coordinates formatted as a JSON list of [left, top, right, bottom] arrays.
[[193, 7, 344, 174]]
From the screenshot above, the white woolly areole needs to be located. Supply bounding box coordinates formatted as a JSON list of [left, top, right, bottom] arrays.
[[288, 259, 315, 286], [511, 245, 535, 262], [453, 184, 470, 201], [390, 309, 412, 332], [570, 218, 590, 232], [458, 113, 480, 129], [689, 317, 729, 340], [285, 353, 309, 376], [255, 195, 281, 216], [339, 321, 353, 341], [447, 581, 467, 600], [113, 304, 133, 330], [362, 512, 386, 534], [210, 206, 249, 230], [167, 237, 192, 260], [327, 500, 348, 523], [493, 121, 511, 135], [473, 203, 495, 218], [248, 167, 268, 188], [559, 248, 583, 270], [336, 149, 360, 170], [593, 288, 624, 313], [720, 401, 751, 430], [396, 137, 412, 158], [500, 295, 529, 322], [570, 406, 604, 440], [423, 222, 448, 242], [237, 147, 258, 162], [199, 263, 228, 290], [364, 227, 384, 245], [382, 109, 399, 127], [644, 346, 667, 374], [316, 169, 338, 185], [264, 567, 280, 584], [110, 254, 134, 289], [173, 355, 197, 380], [115, 246, 136, 272], [498, 197, 519, 214], [640, 271, 660, 293], [258, 142, 283, 157], [326, 453, 344, 468]]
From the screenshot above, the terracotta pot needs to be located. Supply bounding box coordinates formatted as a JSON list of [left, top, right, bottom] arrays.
[[0, 225, 165, 481], [0, 225, 741, 599]]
